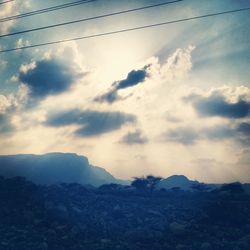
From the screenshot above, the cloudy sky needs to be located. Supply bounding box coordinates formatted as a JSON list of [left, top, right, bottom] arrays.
[[0, 0, 250, 183]]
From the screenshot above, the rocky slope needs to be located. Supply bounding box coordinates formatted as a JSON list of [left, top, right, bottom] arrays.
[[0, 153, 125, 186], [0, 176, 249, 250]]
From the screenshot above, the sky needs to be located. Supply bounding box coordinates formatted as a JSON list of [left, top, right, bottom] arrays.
[[0, 0, 250, 183]]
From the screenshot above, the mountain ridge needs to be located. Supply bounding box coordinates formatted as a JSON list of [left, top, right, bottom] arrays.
[[0, 153, 247, 189], [0, 152, 124, 186]]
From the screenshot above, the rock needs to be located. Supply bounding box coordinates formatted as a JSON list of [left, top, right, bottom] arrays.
[[238, 235, 250, 249], [47, 204, 69, 221], [0, 175, 249, 250], [124, 229, 152, 242], [46, 229, 57, 239], [201, 242, 212, 250], [114, 205, 121, 210], [169, 222, 187, 235], [176, 244, 188, 250], [151, 222, 166, 231], [1, 242, 8, 247], [146, 209, 163, 217], [72, 205, 82, 214], [70, 226, 79, 236], [101, 239, 111, 244], [38, 242, 48, 250]]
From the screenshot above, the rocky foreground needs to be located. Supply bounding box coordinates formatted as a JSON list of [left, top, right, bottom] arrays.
[[0, 176, 250, 250]]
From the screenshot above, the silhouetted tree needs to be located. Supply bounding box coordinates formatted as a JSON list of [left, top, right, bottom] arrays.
[[191, 183, 210, 192], [220, 182, 244, 194], [146, 175, 163, 193], [98, 183, 122, 193], [171, 187, 181, 192], [131, 175, 162, 194], [131, 177, 148, 191]]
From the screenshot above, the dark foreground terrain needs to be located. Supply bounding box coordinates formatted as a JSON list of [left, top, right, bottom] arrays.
[[0, 176, 250, 250]]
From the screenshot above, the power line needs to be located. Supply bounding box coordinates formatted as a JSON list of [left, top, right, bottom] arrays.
[[0, 0, 14, 5], [0, 0, 96, 23], [0, 6, 250, 53], [0, 0, 183, 38]]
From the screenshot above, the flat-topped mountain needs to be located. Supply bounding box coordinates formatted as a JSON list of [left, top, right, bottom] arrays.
[[0, 152, 124, 186]]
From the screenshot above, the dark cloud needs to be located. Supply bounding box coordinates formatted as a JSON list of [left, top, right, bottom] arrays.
[[19, 59, 80, 99], [203, 125, 236, 140], [0, 114, 14, 134], [119, 130, 148, 145], [163, 127, 199, 145], [237, 122, 250, 136], [165, 113, 182, 123], [94, 89, 120, 104], [45, 109, 136, 137], [185, 93, 250, 119], [95, 66, 150, 104], [115, 67, 149, 90], [162, 122, 250, 145]]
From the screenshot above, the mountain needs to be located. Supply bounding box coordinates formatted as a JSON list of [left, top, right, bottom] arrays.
[[0, 152, 124, 186], [158, 175, 250, 192], [157, 175, 198, 191], [157, 174, 222, 191]]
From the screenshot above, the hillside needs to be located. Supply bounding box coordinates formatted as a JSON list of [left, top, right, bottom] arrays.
[[0, 153, 124, 186], [0, 176, 249, 250]]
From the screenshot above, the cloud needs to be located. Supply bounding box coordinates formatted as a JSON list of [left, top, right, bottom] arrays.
[[45, 109, 136, 137], [0, 60, 7, 71], [185, 86, 250, 119], [19, 58, 81, 99], [163, 127, 199, 145], [165, 112, 182, 123], [237, 122, 250, 136], [114, 67, 149, 90], [16, 38, 30, 49], [0, 87, 27, 114], [203, 124, 236, 140], [0, 3, 16, 35], [119, 129, 148, 145], [94, 89, 120, 104], [236, 123, 250, 145], [0, 95, 12, 113], [94, 45, 195, 104], [160, 45, 195, 81], [0, 1, 31, 36], [0, 86, 33, 135], [94, 65, 150, 104], [0, 114, 13, 134], [162, 122, 250, 145]]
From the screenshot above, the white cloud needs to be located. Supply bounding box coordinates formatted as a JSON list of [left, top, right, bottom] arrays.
[[20, 61, 36, 74], [0, 95, 12, 113], [16, 38, 30, 49], [0, 60, 7, 70], [187, 85, 250, 103], [0, 0, 32, 36], [0, 2, 16, 35], [160, 45, 195, 81], [0, 84, 29, 115]]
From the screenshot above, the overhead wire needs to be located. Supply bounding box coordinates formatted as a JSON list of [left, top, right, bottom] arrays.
[[0, 0, 14, 5], [0, 6, 250, 53], [0, 0, 183, 38], [0, 0, 97, 23]]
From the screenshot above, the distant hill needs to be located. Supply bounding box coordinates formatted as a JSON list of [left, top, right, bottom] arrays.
[[0, 153, 125, 186], [157, 175, 197, 191], [157, 175, 219, 191]]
